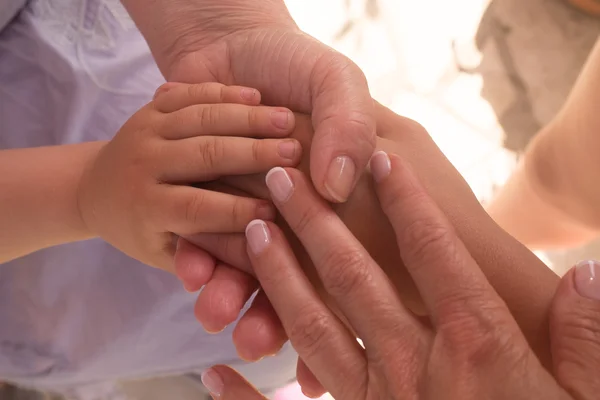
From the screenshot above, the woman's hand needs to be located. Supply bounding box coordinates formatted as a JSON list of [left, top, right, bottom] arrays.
[[200, 152, 595, 399]]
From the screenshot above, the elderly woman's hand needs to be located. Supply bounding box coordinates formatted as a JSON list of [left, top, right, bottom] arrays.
[[200, 152, 599, 399]]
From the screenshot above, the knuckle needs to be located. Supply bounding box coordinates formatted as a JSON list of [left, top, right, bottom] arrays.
[[184, 192, 205, 225], [291, 202, 324, 237], [251, 140, 262, 162], [197, 105, 219, 128], [288, 307, 332, 360], [200, 137, 225, 170], [246, 107, 259, 129], [319, 246, 371, 296], [553, 302, 600, 365], [229, 198, 247, 227], [400, 215, 455, 268]]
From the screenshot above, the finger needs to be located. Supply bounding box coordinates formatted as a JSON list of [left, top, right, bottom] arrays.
[[201, 365, 267, 400], [297, 358, 327, 399], [232, 290, 288, 362], [550, 261, 600, 400], [245, 220, 366, 399], [309, 54, 376, 203], [184, 233, 253, 275], [154, 83, 261, 112], [154, 186, 275, 235], [159, 137, 302, 182], [160, 104, 295, 140], [220, 174, 270, 200], [265, 167, 422, 348], [371, 152, 510, 326], [194, 264, 257, 333], [174, 238, 217, 292]]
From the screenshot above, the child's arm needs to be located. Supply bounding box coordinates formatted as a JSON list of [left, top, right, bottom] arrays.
[[0, 83, 300, 272], [0, 143, 102, 262]]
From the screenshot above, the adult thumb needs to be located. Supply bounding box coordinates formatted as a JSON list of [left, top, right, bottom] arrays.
[[550, 260, 600, 400], [201, 365, 267, 400]]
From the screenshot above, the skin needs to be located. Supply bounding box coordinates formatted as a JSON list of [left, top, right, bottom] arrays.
[[183, 104, 559, 369], [488, 39, 600, 249], [121, 0, 377, 203], [0, 83, 301, 271], [200, 160, 600, 399]]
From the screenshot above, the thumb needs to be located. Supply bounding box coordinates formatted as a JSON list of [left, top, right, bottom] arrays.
[[201, 365, 267, 400], [309, 51, 376, 203], [550, 260, 600, 400]]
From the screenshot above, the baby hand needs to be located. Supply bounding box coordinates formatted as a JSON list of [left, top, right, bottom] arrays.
[[77, 82, 301, 273]]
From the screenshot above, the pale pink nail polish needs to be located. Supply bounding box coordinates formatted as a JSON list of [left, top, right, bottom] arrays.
[[370, 151, 391, 182], [201, 368, 224, 397], [265, 167, 294, 203], [575, 260, 600, 300], [246, 220, 271, 255]]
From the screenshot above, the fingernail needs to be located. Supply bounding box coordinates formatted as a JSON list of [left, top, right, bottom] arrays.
[[575, 260, 600, 300], [277, 140, 298, 161], [325, 156, 356, 202], [370, 151, 391, 182], [245, 220, 271, 255], [265, 167, 294, 203], [240, 87, 257, 102], [201, 368, 224, 397], [271, 110, 291, 129]]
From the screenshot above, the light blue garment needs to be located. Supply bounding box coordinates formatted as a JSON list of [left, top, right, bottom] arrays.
[[0, 0, 297, 398]]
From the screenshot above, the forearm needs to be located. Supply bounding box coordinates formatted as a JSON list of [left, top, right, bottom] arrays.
[[121, 0, 295, 78], [0, 142, 103, 263]]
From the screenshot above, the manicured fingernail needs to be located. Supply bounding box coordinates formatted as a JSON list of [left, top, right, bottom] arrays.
[[278, 140, 298, 161], [266, 167, 294, 203], [575, 260, 600, 300], [370, 151, 391, 182], [271, 110, 291, 129], [245, 220, 271, 255], [325, 156, 356, 202], [240, 87, 258, 102], [201, 368, 224, 397]]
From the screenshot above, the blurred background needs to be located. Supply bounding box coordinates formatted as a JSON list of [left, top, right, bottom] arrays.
[[276, 0, 599, 398]]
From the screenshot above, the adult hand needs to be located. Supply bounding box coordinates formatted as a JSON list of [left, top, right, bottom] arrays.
[[201, 153, 584, 399], [550, 260, 600, 399], [123, 0, 376, 203]]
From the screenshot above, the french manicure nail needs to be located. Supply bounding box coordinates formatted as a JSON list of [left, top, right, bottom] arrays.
[[266, 167, 294, 203], [370, 151, 391, 182], [277, 140, 298, 161], [240, 88, 257, 102], [201, 368, 224, 397], [575, 260, 600, 300], [325, 156, 356, 202], [271, 110, 291, 129], [246, 220, 271, 255]]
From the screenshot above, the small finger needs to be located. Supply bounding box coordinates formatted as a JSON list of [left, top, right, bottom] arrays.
[[155, 186, 275, 235], [160, 104, 295, 140], [194, 264, 257, 333], [232, 290, 287, 362], [159, 137, 302, 182], [153, 82, 261, 112], [174, 238, 217, 292]]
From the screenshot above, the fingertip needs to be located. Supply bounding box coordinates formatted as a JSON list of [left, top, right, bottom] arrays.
[[369, 150, 391, 182], [174, 238, 217, 290], [239, 87, 261, 104], [574, 260, 600, 301]]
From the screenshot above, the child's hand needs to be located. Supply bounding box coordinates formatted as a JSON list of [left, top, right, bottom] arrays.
[[77, 82, 301, 273]]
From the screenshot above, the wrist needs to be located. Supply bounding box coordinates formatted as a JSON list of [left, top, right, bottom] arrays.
[[74, 141, 107, 240], [122, 0, 297, 78]]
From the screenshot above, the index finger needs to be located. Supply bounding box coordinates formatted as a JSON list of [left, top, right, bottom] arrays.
[[371, 152, 504, 324]]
